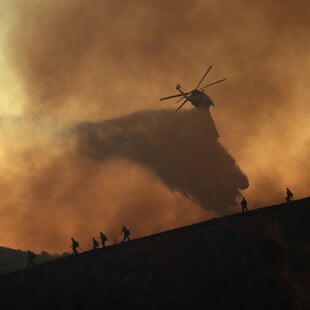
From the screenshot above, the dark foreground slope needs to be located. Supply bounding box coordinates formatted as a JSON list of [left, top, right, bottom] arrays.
[[0, 247, 61, 275], [0, 198, 309, 310]]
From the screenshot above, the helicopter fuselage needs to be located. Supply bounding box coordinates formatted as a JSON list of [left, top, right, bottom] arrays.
[[187, 90, 214, 109]]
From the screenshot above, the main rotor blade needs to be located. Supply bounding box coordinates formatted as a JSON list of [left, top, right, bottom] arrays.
[[175, 98, 188, 112], [175, 96, 184, 104], [195, 66, 212, 89], [200, 78, 226, 90], [160, 91, 192, 101]]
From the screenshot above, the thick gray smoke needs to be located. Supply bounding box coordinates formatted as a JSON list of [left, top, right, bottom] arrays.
[[74, 109, 249, 212]]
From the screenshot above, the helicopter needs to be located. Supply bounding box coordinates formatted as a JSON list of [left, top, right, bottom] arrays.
[[160, 66, 226, 112]]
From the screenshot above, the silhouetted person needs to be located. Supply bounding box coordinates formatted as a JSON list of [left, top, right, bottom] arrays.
[[100, 231, 108, 247], [27, 250, 36, 267], [241, 197, 248, 214], [286, 187, 293, 203], [71, 237, 79, 254], [92, 237, 99, 250], [122, 225, 131, 242]]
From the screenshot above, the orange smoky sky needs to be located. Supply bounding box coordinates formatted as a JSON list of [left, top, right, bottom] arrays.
[[0, 0, 309, 252]]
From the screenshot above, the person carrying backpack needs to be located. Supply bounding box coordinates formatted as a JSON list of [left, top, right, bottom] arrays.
[[100, 232, 108, 247], [285, 187, 294, 203], [71, 237, 80, 254], [122, 225, 131, 242], [92, 237, 99, 250]]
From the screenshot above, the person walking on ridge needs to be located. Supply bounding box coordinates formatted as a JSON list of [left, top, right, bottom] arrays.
[[71, 237, 80, 254], [285, 187, 294, 203], [27, 250, 36, 267], [122, 225, 131, 242], [241, 196, 248, 214], [100, 232, 108, 247], [92, 237, 99, 250]]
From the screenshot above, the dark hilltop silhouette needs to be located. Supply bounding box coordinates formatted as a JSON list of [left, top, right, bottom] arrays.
[[0, 197, 309, 309], [0, 248, 58, 274]]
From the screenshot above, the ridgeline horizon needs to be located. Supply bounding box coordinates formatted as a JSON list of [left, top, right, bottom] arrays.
[[0, 196, 309, 309]]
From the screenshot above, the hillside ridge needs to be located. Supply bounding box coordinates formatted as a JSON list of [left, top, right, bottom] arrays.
[[2, 196, 309, 276], [0, 196, 309, 309]]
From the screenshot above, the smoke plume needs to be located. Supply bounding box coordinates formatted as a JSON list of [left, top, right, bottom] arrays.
[[0, 116, 223, 253], [75, 109, 248, 211]]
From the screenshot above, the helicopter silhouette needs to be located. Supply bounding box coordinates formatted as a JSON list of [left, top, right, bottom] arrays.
[[160, 66, 226, 112]]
